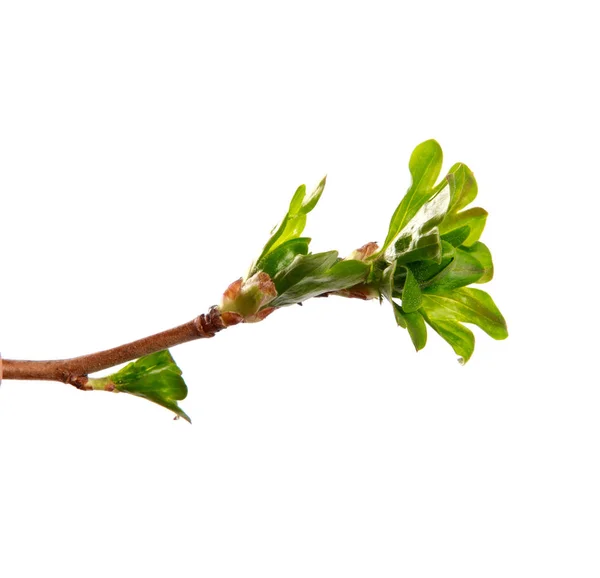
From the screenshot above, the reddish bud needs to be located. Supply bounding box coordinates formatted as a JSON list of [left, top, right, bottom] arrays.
[[346, 242, 379, 261], [219, 272, 278, 323]]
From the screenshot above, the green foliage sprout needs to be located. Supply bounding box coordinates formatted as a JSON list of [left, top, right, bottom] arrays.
[[133, 139, 507, 419], [3, 139, 507, 422], [232, 138, 508, 364]]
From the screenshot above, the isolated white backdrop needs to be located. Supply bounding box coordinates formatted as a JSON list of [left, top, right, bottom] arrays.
[[0, 1, 598, 577]]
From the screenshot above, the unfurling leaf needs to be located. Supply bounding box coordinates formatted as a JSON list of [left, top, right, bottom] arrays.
[[256, 237, 310, 279], [380, 139, 444, 256], [438, 163, 487, 246], [273, 251, 339, 296], [421, 246, 485, 292], [420, 315, 475, 364], [220, 271, 277, 322], [416, 286, 507, 362], [380, 260, 396, 302], [393, 228, 443, 265], [439, 207, 488, 246], [89, 350, 191, 422], [400, 267, 422, 313], [250, 176, 327, 275], [393, 302, 427, 351], [441, 225, 471, 247], [404, 241, 454, 285], [446, 162, 478, 214], [271, 259, 369, 307], [461, 241, 494, 283], [420, 288, 508, 340]]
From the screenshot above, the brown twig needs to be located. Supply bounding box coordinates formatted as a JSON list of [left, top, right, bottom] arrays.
[[1, 306, 228, 389]]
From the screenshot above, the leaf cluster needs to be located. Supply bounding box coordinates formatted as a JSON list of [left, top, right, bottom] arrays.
[[93, 139, 507, 421], [247, 139, 507, 363], [367, 140, 507, 362], [243, 177, 370, 309]]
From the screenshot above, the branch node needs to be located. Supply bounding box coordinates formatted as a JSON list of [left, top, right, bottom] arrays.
[[193, 306, 226, 337], [60, 370, 90, 390]]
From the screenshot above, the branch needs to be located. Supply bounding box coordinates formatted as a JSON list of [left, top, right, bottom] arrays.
[[0, 307, 227, 389], [0, 140, 508, 421]]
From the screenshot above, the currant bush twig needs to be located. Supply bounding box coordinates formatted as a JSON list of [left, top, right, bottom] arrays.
[[1, 139, 507, 421], [1, 307, 226, 386]]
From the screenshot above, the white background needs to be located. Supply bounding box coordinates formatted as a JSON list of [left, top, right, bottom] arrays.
[[0, 1, 598, 576]]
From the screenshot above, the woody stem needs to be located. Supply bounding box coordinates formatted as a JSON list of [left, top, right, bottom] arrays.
[[1, 307, 227, 388]]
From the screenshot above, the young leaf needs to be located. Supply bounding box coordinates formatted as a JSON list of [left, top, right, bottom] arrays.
[[405, 240, 455, 285], [446, 162, 478, 213], [273, 251, 339, 295], [382, 168, 451, 266], [400, 266, 422, 313], [250, 176, 327, 275], [420, 315, 475, 364], [439, 207, 488, 246], [393, 228, 443, 265], [271, 259, 369, 307], [90, 350, 191, 422], [462, 242, 494, 283], [421, 247, 484, 292], [256, 237, 311, 279], [392, 302, 427, 351], [439, 163, 487, 246], [441, 225, 471, 247], [380, 139, 444, 255], [420, 287, 508, 340], [380, 260, 397, 302]]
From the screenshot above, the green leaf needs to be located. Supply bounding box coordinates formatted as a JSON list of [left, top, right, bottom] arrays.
[[439, 207, 488, 246], [367, 259, 386, 287], [422, 247, 485, 292], [421, 287, 508, 340], [256, 237, 310, 279], [100, 350, 191, 422], [380, 139, 444, 255], [441, 225, 471, 247], [446, 163, 478, 213], [251, 176, 327, 274], [421, 314, 475, 363], [437, 164, 488, 246], [405, 240, 455, 285], [300, 175, 327, 214], [382, 158, 450, 264], [271, 259, 369, 307], [273, 251, 339, 295], [393, 302, 427, 351], [380, 260, 397, 302], [462, 242, 494, 283], [393, 228, 443, 265], [400, 267, 422, 313]]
